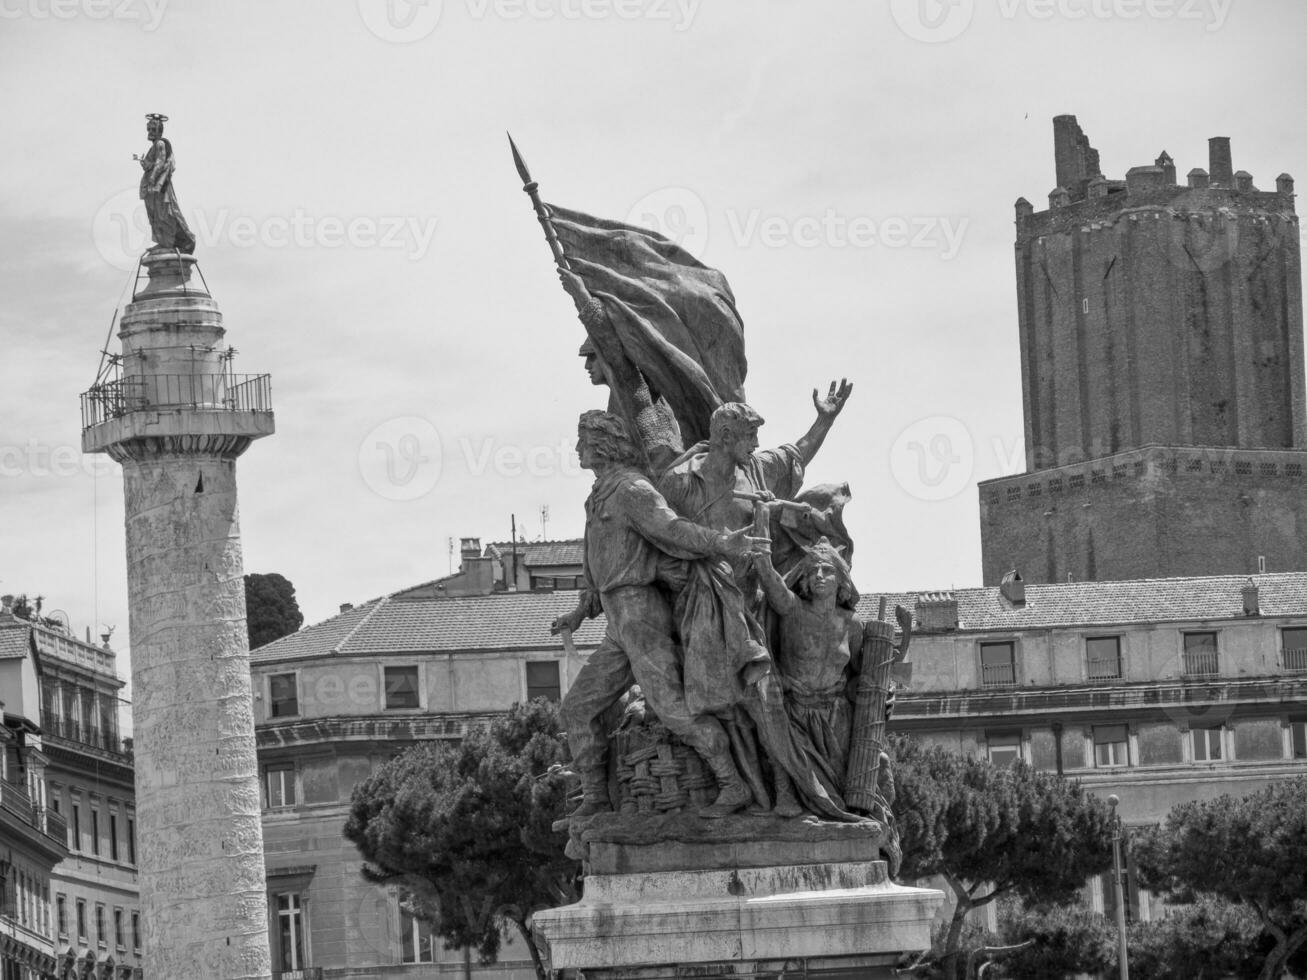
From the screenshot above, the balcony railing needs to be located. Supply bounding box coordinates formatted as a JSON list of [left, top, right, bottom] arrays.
[[273, 969, 323, 980], [980, 662, 1016, 688], [1182, 650, 1220, 677], [0, 779, 34, 824], [45, 717, 132, 759], [81, 373, 272, 429], [1284, 647, 1307, 671], [0, 783, 67, 847], [1086, 657, 1123, 682]]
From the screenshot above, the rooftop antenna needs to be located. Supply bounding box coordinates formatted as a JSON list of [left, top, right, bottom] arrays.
[[447, 536, 455, 575], [540, 504, 549, 540], [510, 515, 519, 591]]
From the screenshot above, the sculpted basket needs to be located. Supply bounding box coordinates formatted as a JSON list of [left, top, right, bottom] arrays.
[[613, 721, 717, 815]]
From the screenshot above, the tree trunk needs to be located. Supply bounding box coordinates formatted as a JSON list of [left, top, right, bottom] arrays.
[[941, 875, 975, 980], [513, 915, 549, 980], [1257, 923, 1307, 980]]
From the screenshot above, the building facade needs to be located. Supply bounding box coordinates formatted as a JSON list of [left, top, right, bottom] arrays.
[[251, 542, 594, 979], [1, 596, 141, 980], [1, 599, 71, 980], [878, 572, 1307, 920], [980, 115, 1306, 584], [33, 623, 141, 980]]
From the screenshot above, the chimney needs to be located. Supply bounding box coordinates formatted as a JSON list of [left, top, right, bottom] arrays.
[[459, 537, 482, 563], [0, 595, 12, 615], [1208, 136, 1233, 185], [1241, 578, 1260, 616], [339, 602, 354, 614], [915, 592, 958, 632], [1000, 569, 1025, 606]]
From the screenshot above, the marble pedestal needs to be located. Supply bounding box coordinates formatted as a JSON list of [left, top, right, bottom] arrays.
[[534, 814, 943, 979]]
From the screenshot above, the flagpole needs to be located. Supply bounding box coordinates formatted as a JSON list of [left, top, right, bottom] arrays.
[[507, 134, 656, 472], [508, 132, 570, 271]]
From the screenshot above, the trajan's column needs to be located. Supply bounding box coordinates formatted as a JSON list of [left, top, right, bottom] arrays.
[[82, 114, 274, 978]]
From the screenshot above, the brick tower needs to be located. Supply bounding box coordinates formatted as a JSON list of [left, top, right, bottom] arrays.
[[980, 115, 1304, 584], [81, 250, 274, 977]]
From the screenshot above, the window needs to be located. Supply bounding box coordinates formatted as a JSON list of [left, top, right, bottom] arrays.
[[1094, 725, 1130, 767], [76, 899, 86, 942], [1182, 632, 1219, 676], [1289, 719, 1307, 760], [114, 908, 125, 950], [109, 813, 119, 861], [1282, 628, 1307, 671], [1192, 726, 1223, 762], [127, 817, 136, 865], [526, 661, 561, 702], [275, 893, 307, 971], [264, 764, 297, 808], [95, 903, 106, 947], [269, 673, 299, 718], [1100, 852, 1142, 923], [91, 809, 100, 856], [132, 911, 141, 952], [979, 642, 1016, 688], [56, 894, 67, 937], [399, 893, 435, 964], [986, 732, 1022, 767], [71, 804, 81, 852], [1086, 636, 1122, 680], [384, 666, 420, 710]]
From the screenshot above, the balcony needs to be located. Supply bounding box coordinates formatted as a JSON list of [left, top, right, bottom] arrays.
[[1284, 647, 1307, 672], [273, 970, 323, 980], [45, 717, 132, 760], [980, 662, 1017, 688], [1086, 657, 1123, 682], [0, 782, 68, 851], [81, 373, 273, 430], [1182, 650, 1220, 677]]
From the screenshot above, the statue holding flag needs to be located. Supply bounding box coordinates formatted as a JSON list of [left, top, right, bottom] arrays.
[[511, 135, 904, 863]]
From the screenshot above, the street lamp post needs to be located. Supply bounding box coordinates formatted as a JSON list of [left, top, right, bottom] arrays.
[[1108, 794, 1130, 980]]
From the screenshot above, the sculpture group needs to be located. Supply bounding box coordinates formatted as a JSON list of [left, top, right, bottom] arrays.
[[512, 139, 907, 862]]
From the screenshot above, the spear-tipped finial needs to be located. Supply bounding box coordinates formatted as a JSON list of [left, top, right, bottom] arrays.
[[507, 131, 533, 188], [509, 133, 569, 271]]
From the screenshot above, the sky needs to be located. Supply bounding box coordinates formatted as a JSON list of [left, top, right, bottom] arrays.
[[2, 0, 1305, 690]]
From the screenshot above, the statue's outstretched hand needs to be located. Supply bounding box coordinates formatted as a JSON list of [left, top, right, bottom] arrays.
[[717, 528, 770, 560], [550, 608, 586, 635], [812, 378, 853, 420]]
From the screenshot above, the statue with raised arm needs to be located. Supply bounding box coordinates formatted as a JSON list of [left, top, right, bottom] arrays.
[[134, 113, 196, 254], [551, 410, 768, 820]]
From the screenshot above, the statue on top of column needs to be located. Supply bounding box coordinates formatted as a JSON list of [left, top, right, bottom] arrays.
[[134, 113, 197, 254]]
